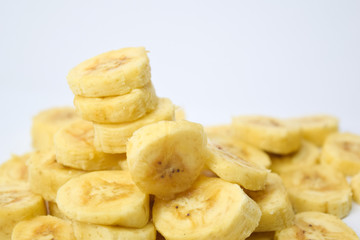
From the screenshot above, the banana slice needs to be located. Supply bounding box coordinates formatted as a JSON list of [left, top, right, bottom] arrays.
[[351, 172, 360, 204], [67, 47, 151, 97], [205, 143, 268, 190], [153, 176, 261, 240], [232, 115, 301, 154], [56, 170, 149, 227], [245, 173, 294, 232], [287, 114, 339, 146], [0, 184, 46, 240], [270, 140, 320, 174], [321, 132, 360, 176], [280, 164, 352, 218], [0, 153, 31, 185], [31, 106, 80, 150], [28, 150, 85, 202], [275, 211, 359, 240], [246, 232, 274, 240], [127, 120, 207, 199], [54, 120, 124, 170], [74, 82, 158, 123], [174, 105, 186, 120], [73, 221, 156, 240], [94, 98, 175, 153], [11, 215, 75, 240]]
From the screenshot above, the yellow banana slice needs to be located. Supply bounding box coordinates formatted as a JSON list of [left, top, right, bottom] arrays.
[[246, 232, 274, 240], [280, 164, 352, 218], [351, 172, 360, 204], [232, 115, 301, 154], [245, 173, 294, 232], [127, 120, 207, 199], [94, 98, 175, 153], [54, 120, 124, 170], [56, 170, 149, 227], [0, 153, 31, 185], [275, 211, 359, 240], [28, 151, 85, 202], [205, 143, 269, 190], [288, 114, 339, 146], [174, 105, 186, 120], [73, 221, 156, 240], [270, 140, 320, 174], [74, 82, 158, 123], [11, 215, 76, 240], [31, 106, 80, 150], [67, 47, 151, 97], [153, 176, 261, 240], [321, 132, 360, 176], [0, 184, 46, 240]]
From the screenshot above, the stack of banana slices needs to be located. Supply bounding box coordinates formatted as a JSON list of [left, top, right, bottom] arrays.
[[1, 47, 360, 240]]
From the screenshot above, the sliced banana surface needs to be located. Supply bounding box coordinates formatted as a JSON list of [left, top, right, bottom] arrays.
[[12, 215, 76, 240], [56, 170, 149, 227], [127, 120, 207, 199], [153, 176, 261, 240], [275, 211, 359, 240], [0, 153, 31, 185], [351, 172, 360, 204], [67, 47, 151, 97]]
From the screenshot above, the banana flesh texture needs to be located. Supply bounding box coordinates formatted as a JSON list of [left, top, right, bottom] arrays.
[[94, 98, 175, 153], [31, 106, 80, 150], [54, 119, 124, 170], [321, 132, 360, 176], [73, 221, 156, 240], [246, 173, 294, 232], [74, 82, 158, 123], [206, 124, 271, 168], [232, 115, 301, 154], [0, 184, 46, 240], [270, 140, 320, 174], [153, 176, 261, 240], [127, 120, 207, 199], [275, 211, 359, 240], [351, 172, 360, 204], [11, 215, 76, 240], [287, 114, 339, 147], [280, 164, 352, 218], [0, 153, 31, 186], [56, 170, 149, 227], [246, 232, 275, 240], [205, 143, 269, 191], [67, 47, 151, 97], [28, 151, 85, 202]]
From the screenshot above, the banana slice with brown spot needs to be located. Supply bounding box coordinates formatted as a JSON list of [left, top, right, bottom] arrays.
[[54, 119, 124, 171], [28, 150, 85, 202], [351, 172, 360, 204], [287, 114, 339, 147], [270, 140, 320, 174], [0, 153, 31, 186], [321, 132, 360, 176], [127, 120, 207, 199], [153, 176, 261, 240], [11, 215, 75, 240], [31, 107, 80, 150], [73, 221, 156, 240], [232, 115, 301, 154], [280, 164, 352, 218], [205, 142, 268, 191], [67, 47, 151, 97], [245, 173, 294, 232], [74, 82, 158, 123], [275, 212, 359, 240], [56, 170, 149, 227], [94, 98, 175, 153], [0, 184, 46, 239]]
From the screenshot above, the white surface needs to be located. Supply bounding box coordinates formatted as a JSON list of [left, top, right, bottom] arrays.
[[0, 0, 359, 236]]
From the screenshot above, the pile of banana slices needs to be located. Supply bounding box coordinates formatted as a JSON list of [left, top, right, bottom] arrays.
[[1, 47, 360, 240]]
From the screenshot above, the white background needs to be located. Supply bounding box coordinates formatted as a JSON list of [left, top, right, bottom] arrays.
[[0, 0, 359, 236]]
